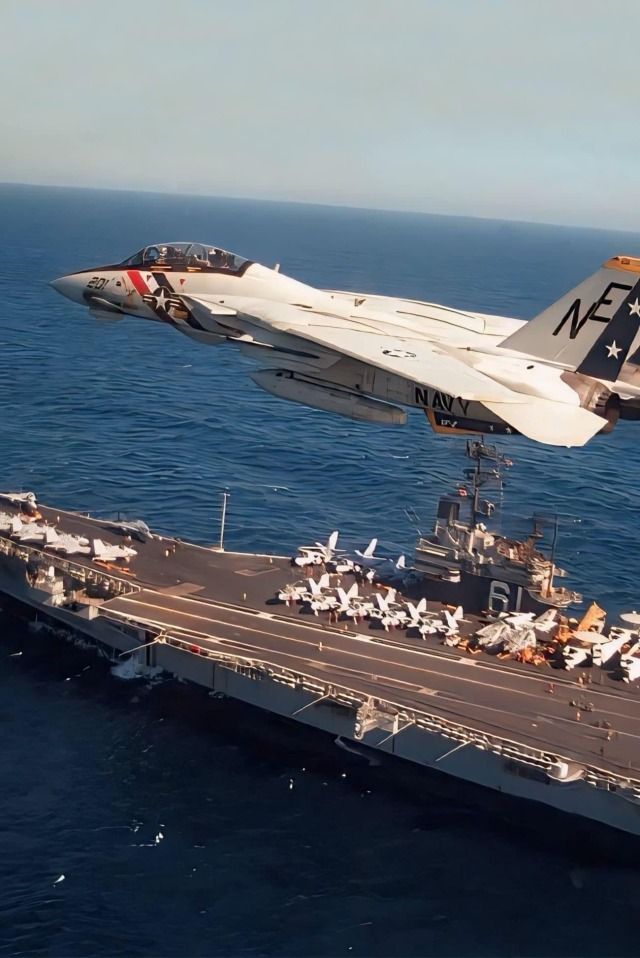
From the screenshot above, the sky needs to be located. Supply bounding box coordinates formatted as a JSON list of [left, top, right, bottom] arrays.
[[1, 0, 639, 230]]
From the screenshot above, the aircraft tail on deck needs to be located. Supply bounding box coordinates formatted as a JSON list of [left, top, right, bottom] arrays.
[[502, 255, 640, 377]]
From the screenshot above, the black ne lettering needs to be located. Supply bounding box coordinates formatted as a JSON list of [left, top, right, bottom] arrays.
[[553, 282, 632, 339]]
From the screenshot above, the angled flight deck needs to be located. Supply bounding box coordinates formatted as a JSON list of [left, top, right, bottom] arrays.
[[2, 491, 640, 838]]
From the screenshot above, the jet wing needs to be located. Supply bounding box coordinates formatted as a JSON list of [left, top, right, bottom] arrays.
[[184, 296, 604, 445], [275, 324, 522, 403], [184, 296, 521, 403]]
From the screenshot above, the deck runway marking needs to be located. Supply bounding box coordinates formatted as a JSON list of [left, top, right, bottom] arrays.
[[103, 589, 640, 707], [235, 567, 280, 576], [108, 595, 535, 693], [103, 595, 607, 707], [103, 596, 640, 758], [122, 588, 633, 700]]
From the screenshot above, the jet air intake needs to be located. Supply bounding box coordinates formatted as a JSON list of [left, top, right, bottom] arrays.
[[250, 370, 407, 425]]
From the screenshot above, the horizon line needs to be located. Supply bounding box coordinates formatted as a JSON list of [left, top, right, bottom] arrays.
[[1, 177, 639, 238]]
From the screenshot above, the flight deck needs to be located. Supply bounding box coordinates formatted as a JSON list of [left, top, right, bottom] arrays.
[[2, 490, 640, 842]]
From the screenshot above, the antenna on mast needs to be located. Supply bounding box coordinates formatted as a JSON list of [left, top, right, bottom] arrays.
[[464, 440, 512, 528]]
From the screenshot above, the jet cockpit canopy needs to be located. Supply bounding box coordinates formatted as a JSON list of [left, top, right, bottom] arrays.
[[119, 242, 251, 274]]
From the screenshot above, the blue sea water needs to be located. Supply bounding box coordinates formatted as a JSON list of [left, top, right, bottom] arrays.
[[1, 182, 640, 956]]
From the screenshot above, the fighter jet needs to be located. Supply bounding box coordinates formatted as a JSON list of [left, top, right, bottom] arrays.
[[45, 531, 91, 556], [91, 539, 137, 562], [102, 518, 152, 542], [292, 530, 340, 568], [51, 243, 640, 447]]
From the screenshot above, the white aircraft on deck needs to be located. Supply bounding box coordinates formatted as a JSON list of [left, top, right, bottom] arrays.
[[51, 243, 640, 447], [92, 539, 137, 562], [335, 583, 377, 621], [46, 531, 91, 556], [353, 538, 378, 565], [277, 580, 309, 604], [354, 545, 407, 578], [406, 598, 441, 637], [293, 530, 340, 567], [370, 590, 412, 630], [14, 522, 49, 544], [299, 574, 341, 615]]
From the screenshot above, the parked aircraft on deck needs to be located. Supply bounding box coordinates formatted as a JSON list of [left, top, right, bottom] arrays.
[[51, 243, 640, 447]]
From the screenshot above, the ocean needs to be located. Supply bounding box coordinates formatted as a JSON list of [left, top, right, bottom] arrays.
[[1, 182, 640, 956]]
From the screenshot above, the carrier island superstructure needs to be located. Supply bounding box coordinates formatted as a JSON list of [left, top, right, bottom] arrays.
[[1, 446, 640, 840]]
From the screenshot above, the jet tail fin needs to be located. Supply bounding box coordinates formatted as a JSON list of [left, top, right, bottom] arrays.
[[92, 539, 107, 557], [336, 587, 349, 606], [363, 537, 377, 558], [502, 255, 640, 374]]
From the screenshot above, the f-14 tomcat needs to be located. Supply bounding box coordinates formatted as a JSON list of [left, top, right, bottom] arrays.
[[51, 241, 640, 447]]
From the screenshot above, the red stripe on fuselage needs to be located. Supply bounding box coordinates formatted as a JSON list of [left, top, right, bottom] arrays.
[[127, 270, 149, 295]]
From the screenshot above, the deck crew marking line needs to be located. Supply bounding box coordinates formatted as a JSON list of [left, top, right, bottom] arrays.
[[156, 621, 607, 756], [107, 588, 639, 707], [102, 596, 620, 709], [105, 575, 640, 699], [104, 598, 640, 728], [101, 613, 640, 766], [105, 608, 432, 696], [104, 593, 562, 697], [106, 605, 529, 705], [107, 591, 640, 718], [207, 630, 640, 754], [105, 595, 566, 700]]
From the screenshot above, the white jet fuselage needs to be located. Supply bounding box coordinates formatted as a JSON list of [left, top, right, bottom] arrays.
[[50, 242, 640, 446]]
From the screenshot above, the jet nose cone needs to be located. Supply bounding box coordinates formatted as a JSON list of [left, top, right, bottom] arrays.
[[49, 273, 85, 304]]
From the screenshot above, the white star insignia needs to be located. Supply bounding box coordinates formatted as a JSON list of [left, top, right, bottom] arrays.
[[628, 298, 640, 317], [606, 340, 621, 359], [154, 287, 172, 307]]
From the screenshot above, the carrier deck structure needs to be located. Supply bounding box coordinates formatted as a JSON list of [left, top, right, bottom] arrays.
[[1, 486, 640, 840]]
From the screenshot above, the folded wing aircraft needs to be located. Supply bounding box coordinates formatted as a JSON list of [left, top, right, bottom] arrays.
[[51, 243, 640, 447]]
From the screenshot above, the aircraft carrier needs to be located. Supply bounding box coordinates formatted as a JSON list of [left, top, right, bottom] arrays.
[[1, 448, 640, 841]]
